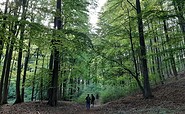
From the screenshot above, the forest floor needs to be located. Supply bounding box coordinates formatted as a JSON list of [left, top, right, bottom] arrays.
[[1, 73, 185, 114]]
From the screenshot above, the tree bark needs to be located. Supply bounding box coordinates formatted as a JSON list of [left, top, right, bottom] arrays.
[[136, 0, 153, 98], [0, 0, 9, 104], [40, 55, 45, 101], [48, 0, 62, 106], [31, 48, 39, 101], [2, 37, 16, 104], [172, 0, 185, 37], [14, 0, 28, 104], [0, 44, 9, 103], [21, 40, 31, 102], [0, 0, 9, 61], [151, 21, 164, 84], [127, 8, 145, 95], [163, 20, 178, 79], [2, 5, 20, 103]]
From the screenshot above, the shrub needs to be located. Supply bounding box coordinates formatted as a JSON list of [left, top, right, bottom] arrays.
[[100, 85, 126, 103]]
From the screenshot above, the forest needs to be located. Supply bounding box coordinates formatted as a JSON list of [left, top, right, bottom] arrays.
[[0, 0, 185, 113]]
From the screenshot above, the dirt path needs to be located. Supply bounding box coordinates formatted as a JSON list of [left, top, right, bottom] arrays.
[[1, 76, 185, 114]]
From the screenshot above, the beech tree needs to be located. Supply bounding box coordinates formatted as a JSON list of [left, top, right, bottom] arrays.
[[48, 0, 62, 106], [95, 0, 185, 99], [1, 0, 185, 106], [14, 0, 29, 104], [1, 0, 20, 104], [0, 0, 9, 104], [136, 0, 153, 98]]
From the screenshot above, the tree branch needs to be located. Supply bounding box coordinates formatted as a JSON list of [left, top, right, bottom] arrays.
[[126, 0, 137, 10], [92, 47, 136, 77]]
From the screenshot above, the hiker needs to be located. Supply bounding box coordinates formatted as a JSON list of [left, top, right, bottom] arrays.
[[85, 94, 91, 110], [96, 93, 99, 99], [91, 94, 95, 107]]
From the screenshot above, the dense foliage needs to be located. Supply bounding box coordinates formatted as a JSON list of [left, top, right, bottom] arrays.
[[0, 0, 184, 105]]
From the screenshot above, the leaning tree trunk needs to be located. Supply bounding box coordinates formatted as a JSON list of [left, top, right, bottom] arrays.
[[136, 0, 153, 98]]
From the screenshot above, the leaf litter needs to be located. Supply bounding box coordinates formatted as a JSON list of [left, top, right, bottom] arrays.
[[1, 75, 185, 114]]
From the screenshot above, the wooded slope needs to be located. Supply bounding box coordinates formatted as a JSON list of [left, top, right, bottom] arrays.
[[1, 74, 185, 114]]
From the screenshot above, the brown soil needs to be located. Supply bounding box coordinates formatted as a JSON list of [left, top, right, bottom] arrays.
[[1, 76, 185, 114]]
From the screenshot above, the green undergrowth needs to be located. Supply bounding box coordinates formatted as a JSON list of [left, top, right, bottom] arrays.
[[75, 83, 139, 104]]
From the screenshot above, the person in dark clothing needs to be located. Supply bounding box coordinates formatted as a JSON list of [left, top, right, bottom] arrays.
[[96, 93, 99, 99], [91, 94, 95, 107], [85, 94, 91, 110]]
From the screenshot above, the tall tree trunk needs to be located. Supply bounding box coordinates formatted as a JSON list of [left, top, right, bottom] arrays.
[[60, 51, 66, 100], [40, 55, 45, 101], [151, 21, 164, 84], [163, 20, 178, 79], [172, 0, 185, 37], [2, 4, 20, 103], [31, 48, 39, 101], [62, 79, 67, 100], [2, 37, 16, 104], [0, 0, 9, 104], [0, 44, 9, 103], [47, 51, 53, 101], [48, 0, 62, 106], [69, 77, 73, 100], [48, 48, 59, 106], [21, 40, 31, 102], [14, 29, 24, 104], [136, 0, 153, 98], [0, 0, 9, 61], [9, 55, 15, 87], [14, 0, 28, 104], [127, 8, 145, 95]]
